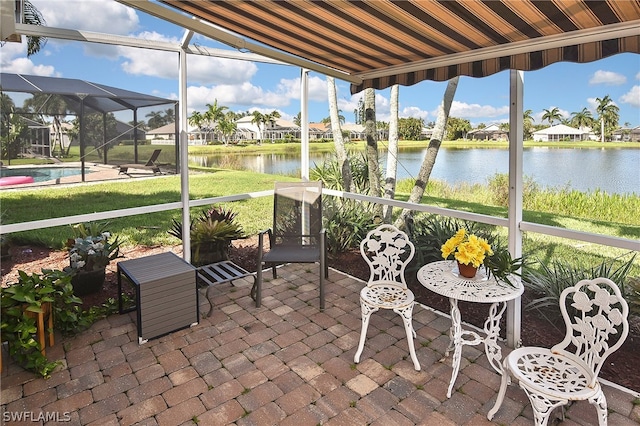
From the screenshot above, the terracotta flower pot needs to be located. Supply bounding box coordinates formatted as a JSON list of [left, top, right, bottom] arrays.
[[457, 261, 477, 278]]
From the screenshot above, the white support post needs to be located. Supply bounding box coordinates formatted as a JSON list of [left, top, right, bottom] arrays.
[[179, 31, 192, 263], [507, 70, 524, 348], [300, 68, 310, 181]]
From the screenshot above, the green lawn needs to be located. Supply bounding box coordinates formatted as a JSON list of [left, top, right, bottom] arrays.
[[2, 140, 638, 277]]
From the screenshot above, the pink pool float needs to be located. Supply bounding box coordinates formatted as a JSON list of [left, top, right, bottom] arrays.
[[0, 175, 35, 186]]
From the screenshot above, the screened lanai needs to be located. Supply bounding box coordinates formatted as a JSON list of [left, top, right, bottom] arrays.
[[2, 0, 639, 349], [117, 0, 640, 347]]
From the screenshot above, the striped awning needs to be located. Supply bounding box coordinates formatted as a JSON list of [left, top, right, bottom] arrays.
[[148, 1, 640, 93]]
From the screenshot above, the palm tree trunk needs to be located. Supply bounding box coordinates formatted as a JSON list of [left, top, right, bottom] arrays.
[[383, 85, 399, 222], [327, 77, 352, 191], [364, 88, 382, 217], [394, 77, 460, 229]]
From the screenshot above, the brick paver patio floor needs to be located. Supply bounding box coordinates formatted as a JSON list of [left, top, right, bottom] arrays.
[[2, 263, 639, 425]]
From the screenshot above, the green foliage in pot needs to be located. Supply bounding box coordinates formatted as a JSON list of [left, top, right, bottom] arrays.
[[65, 221, 123, 273], [483, 239, 525, 288], [169, 205, 244, 266], [1, 269, 82, 377]]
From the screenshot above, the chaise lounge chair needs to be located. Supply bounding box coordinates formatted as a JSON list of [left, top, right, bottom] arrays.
[[119, 149, 163, 175]]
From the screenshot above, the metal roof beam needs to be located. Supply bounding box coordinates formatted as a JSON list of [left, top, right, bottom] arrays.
[[13, 23, 288, 64], [116, 0, 358, 83], [14, 23, 179, 51]]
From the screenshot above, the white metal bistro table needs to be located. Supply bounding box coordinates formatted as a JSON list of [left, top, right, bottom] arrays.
[[417, 260, 523, 398]]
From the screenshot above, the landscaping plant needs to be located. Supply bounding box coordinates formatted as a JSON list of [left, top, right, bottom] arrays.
[[168, 204, 245, 266], [1, 269, 81, 377], [524, 253, 637, 322]]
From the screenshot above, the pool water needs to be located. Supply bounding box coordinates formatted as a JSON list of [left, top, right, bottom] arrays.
[[0, 167, 94, 183]]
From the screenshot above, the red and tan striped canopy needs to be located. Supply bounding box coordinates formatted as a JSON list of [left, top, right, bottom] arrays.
[[157, 0, 640, 93]]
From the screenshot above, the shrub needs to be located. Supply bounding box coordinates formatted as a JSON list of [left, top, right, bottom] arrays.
[[323, 198, 377, 255], [524, 253, 637, 319], [487, 173, 538, 207], [310, 150, 377, 194], [627, 276, 640, 317]]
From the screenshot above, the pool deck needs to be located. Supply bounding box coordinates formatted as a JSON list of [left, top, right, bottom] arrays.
[[0, 163, 171, 190]]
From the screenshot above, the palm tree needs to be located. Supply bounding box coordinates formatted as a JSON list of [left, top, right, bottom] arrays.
[[595, 95, 620, 143], [395, 76, 460, 229], [570, 107, 595, 130], [204, 100, 228, 142], [383, 84, 399, 222], [293, 112, 301, 127], [523, 109, 534, 140], [163, 108, 175, 124], [322, 112, 345, 125], [188, 111, 205, 144], [364, 87, 382, 217], [146, 111, 165, 130], [541, 107, 562, 126], [327, 76, 352, 192], [217, 113, 238, 145], [263, 110, 281, 142], [23, 93, 69, 156], [251, 111, 266, 142], [17, 0, 47, 57]]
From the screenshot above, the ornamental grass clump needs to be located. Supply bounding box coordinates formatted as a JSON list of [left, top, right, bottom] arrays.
[[441, 228, 493, 268]]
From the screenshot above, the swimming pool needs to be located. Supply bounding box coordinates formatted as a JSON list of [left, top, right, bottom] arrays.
[[0, 167, 94, 183]]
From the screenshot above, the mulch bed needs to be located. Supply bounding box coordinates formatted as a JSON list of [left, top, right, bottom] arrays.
[[2, 241, 638, 393]]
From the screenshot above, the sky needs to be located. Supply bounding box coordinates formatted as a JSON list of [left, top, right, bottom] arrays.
[[1, 0, 639, 128]]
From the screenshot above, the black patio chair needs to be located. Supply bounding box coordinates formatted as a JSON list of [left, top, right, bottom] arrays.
[[255, 181, 328, 310]]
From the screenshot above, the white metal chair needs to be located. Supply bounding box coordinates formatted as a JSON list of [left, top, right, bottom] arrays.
[[354, 224, 420, 371], [488, 277, 629, 426]]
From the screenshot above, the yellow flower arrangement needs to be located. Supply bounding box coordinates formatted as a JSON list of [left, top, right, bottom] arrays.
[[441, 228, 493, 268]]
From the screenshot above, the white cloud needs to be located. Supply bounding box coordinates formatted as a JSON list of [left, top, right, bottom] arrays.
[[32, 0, 139, 34], [307, 76, 328, 102], [187, 81, 300, 112], [636, 72, 640, 80], [400, 106, 429, 120], [337, 94, 359, 120], [0, 39, 57, 76], [115, 33, 260, 85], [448, 101, 509, 119], [620, 86, 640, 108], [1, 57, 56, 76], [588, 70, 627, 86]]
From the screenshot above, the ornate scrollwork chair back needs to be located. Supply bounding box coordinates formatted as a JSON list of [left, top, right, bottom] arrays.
[[488, 277, 629, 426], [555, 278, 629, 381], [354, 224, 421, 370]]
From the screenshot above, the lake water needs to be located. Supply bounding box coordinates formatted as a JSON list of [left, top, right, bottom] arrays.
[[190, 147, 640, 195]]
